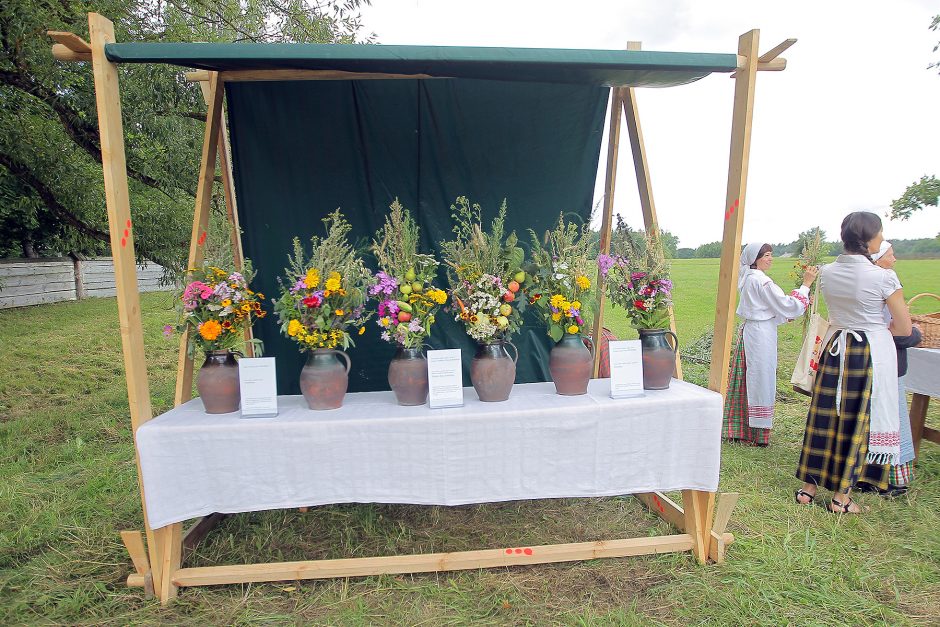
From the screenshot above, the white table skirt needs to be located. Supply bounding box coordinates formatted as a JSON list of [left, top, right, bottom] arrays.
[[136, 379, 723, 529], [907, 348, 940, 398]]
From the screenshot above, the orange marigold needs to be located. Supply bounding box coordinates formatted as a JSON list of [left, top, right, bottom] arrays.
[[198, 319, 222, 341]]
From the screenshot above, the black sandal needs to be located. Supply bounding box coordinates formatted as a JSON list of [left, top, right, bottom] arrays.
[[794, 489, 816, 505], [829, 497, 866, 514]]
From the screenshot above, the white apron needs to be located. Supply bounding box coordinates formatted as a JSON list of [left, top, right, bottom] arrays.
[[822, 324, 899, 464], [743, 319, 777, 429]]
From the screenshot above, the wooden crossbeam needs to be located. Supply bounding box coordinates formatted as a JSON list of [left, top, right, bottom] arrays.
[[636, 491, 738, 563], [172, 534, 695, 587], [48, 30, 91, 52], [730, 38, 795, 78], [759, 38, 797, 63]]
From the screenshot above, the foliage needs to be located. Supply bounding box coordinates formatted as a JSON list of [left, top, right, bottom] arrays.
[[0, 0, 373, 267], [930, 13, 940, 73], [440, 196, 526, 343], [370, 199, 447, 349], [273, 210, 373, 351], [170, 262, 265, 356], [599, 216, 673, 329], [789, 227, 827, 288], [890, 175, 939, 222], [525, 214, 594, 341], [693, 241, 723, 258]]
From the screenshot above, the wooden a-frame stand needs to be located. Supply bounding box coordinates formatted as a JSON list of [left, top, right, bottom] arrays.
[[51, 15, 793, 603]]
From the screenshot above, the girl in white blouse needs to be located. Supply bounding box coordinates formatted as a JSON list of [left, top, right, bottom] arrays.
[[795, 212, 911, 514], [723, 243, 817, 445]]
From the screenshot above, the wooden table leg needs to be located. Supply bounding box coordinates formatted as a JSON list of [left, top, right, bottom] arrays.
[[910, 393, 929, 459], [681, 490, 715, 564], [157, 523, 183, 604]]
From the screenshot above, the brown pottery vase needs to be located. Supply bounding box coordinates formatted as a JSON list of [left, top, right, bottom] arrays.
[[470, 340, 518, 402], [299, 349, 351, 410], [388, 347, 429, 406], [549, 333, 594, 395], [197, 350, 240, 414], [639, 328, 677, 390]]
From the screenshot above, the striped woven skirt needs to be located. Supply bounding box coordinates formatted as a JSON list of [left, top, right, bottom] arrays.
[[796, 331, 889, 494], [722, 327, 770, 445]]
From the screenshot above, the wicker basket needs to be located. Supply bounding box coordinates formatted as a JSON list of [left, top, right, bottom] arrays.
[[909, 293, 940, 349]]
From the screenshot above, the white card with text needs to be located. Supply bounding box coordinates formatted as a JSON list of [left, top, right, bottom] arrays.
[[609, 340, 645, 399], [427, 349, 464, 408], [238, 357, 278, 417]]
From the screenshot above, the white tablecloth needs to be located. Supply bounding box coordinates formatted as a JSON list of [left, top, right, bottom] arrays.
[[907, 348, 940, 398], [136, 379, 723, 529]]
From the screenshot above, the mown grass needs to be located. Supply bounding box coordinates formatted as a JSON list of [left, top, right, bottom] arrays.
[[1, 259, 938, 625]]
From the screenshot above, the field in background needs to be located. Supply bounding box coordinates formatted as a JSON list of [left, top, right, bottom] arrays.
[[1, 259, 938, 625]]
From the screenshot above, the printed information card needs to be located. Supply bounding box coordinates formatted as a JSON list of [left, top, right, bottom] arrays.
[[609, 340, 645, 399], [427, 349, 464, 408], [238, 357, 278, 418]]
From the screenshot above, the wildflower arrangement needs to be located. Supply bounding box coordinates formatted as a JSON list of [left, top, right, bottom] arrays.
[[169, 263, 266, 356], [273, 210, 373, 351], [526, 214, 595, 342], [599, 217, 674, 330], [790, 228, 826, 336], [370, 199, 448, 348], [440, 196, 527, 344]]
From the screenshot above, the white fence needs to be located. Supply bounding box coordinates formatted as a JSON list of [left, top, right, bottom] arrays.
[[0, 256, 167, 309]]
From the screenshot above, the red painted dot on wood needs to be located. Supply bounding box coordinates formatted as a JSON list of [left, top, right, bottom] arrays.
[[523, 548, 533, 555], [123, 229, 129, 237], [733, 198, 739, 208], [505, 548, 513, 554], [126, 219, 132, 228], [198, 231, 207, 245], [120, 238, 127, 248], [514, 548, 522, 554]]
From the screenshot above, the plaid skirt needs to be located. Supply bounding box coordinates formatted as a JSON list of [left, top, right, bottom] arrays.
[[796, 331, 888, 493], [860, 458, 914, 488], [722, 327, 770, 445]]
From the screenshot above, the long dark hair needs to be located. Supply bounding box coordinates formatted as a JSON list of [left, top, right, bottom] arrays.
[[840, 211, 882, 262], [749, 244, 772, 269]]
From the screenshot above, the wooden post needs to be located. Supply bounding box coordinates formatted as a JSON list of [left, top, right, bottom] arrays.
[[910, 393, 930, 457], [620, 41, 683, 380], [681, 489, 716, 564], [708, 29, 760, 395], [87, 11, 165, 599], [174, 71, 226, 405], [591, 87, 624, 377]]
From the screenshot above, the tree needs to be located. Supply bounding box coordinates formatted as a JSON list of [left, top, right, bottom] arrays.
[[889, 175, 939, 221], [693, 241, 722, 258], [0, 0, 373, 268], [931, 13, 940, 74], [676, 247, 694, 259]]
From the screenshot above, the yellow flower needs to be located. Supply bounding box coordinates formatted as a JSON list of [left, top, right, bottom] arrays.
[[304, 268, 320, 289], [550, 294, 566, 308], [241, 304, 251, 312], [358, 326, 366, 335], [325, 277, 341, 292], [221, 299, 232, 307], [198, 320, 222, 341], [576, 276, 591, 289], [567, 324, 580, 334], [380, 317, 391, 327], [287, 319, 302, 337], [335, 309, 345, 316], [430, 289, 447, 305], [571, 300, 582, 310], [551, 312, 562, 322]]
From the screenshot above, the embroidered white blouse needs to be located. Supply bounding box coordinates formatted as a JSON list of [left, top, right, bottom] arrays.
[[736, 270, 809, 323], [821, 255, 902, 331]]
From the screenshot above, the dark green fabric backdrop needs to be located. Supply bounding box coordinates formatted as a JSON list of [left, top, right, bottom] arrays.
[[226, 78, 607, 394]]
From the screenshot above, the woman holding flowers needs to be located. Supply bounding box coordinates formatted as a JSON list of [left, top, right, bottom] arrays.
[[724, 243, 817, 446]]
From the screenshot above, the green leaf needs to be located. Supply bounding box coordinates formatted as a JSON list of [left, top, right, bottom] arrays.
[[548, 324, 564, 342]]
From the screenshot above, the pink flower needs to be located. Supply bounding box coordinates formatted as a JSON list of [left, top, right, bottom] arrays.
[[163, 324, 173, 337]]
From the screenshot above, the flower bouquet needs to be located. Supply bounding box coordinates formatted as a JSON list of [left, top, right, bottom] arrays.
[[599, 217, 677, 389], [371, 199, 448, 405], [171, 263, 266, 413], [273, 210, 373, 409], [527, 214, 595, 395], [790, 228, 826, 337], [440, 196, 526, 401]]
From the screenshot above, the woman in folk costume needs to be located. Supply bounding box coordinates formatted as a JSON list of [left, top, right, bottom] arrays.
[[723, 242, 817, 446], [795, 212, 911, 514], [857, 241, 922, 496]]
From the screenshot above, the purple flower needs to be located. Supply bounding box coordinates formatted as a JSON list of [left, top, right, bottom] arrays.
[[163, 324, 173, 337], [369, 271, 399, 296], [381, 331, 391, 342], [631, 272, 647, 281], [598, 254, 615, 277], [408, 320, 423, 333], [290, 279, 306, 294], [378, 299, 399, 317]]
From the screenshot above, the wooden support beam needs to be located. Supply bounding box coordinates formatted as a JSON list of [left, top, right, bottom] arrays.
[[48, 30, 91, 52], [708, 29, 760, 396], [682, 490, 715, 564], [591, 86, 625, 377], [635, 491, 686, 531], [636, 491, 735, 563], [120, 530, 150, 575], [711, 492, 739, 536], [51, 44, 91, 62], [182, 513, 228, 562], [620, 41, 682, 380], [87, 11, 165, 602], [758, 38, 797, 63], [158, 523, 183, 605], [910, 393, 930, 457], [175, 71, 225, 405], [172, 534, 694, 587]]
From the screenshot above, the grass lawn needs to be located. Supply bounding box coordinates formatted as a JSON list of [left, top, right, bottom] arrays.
[[1, 259, 939, 625]]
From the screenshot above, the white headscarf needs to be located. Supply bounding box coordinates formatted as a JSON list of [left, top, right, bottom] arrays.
[[871, 240, 892, 262], [738, 242, 766, 289]]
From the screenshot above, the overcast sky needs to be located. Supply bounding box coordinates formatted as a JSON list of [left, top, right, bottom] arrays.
[[358, 0, 940, 249]]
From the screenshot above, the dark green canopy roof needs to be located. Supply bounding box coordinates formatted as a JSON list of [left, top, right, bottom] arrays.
[[104, 42, 738, 87]]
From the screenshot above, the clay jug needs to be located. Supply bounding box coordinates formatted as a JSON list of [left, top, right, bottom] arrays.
[[388, 347, 429, 406], [639, 329, 677, 389], [549, 333, 594, 395], [299, 349, 351, 410], [470, 340, 518, 402], [197, 350, 240, 414]]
